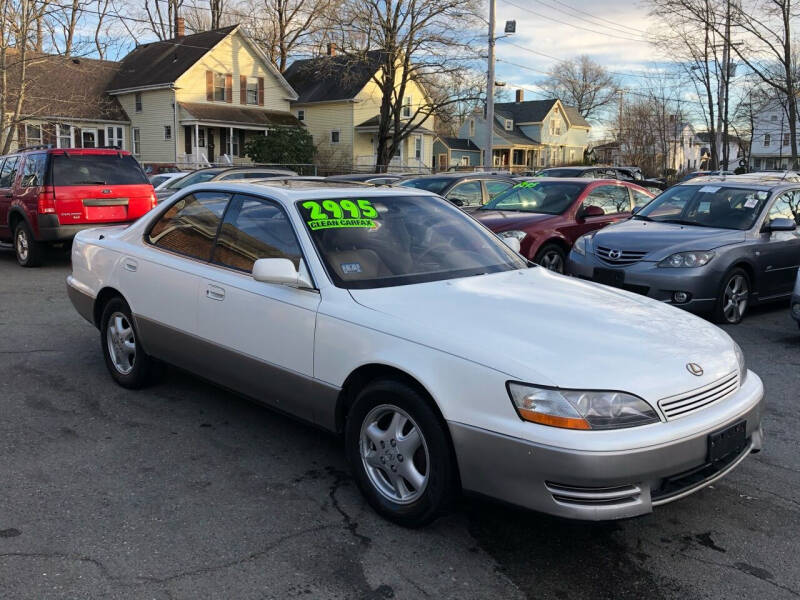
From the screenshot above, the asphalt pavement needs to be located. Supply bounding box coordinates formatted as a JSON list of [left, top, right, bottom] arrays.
[[0, 247, 798, 599]]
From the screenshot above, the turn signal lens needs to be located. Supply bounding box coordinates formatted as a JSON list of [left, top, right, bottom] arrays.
[[508, 383, 660, 430]]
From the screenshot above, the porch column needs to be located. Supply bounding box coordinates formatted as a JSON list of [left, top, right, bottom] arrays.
[[229, 126, 234, 160], [194, 123, 199, 164]]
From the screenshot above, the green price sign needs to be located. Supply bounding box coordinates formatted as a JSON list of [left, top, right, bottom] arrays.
[[302, 199, 379, 230], [514, 181, 538, 189]]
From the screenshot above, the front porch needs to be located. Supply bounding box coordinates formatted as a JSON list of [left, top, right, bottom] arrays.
[[491, 146, 540, 173], [353, 117, 435, 172]]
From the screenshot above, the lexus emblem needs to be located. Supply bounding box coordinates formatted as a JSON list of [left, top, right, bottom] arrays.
[[686, 363, 704, 376], [608, 249, 622, 260]]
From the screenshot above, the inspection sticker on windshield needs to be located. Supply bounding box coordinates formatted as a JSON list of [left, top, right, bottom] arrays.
[[744, 198, 759, 208], [340, 262, 362, 274], [698, 186, 720, 193], [302, 199, 379, 230]]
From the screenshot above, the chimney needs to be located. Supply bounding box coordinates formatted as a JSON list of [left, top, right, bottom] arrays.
[[516, 89, 524, 103], [175, 17, 185, 38], [327, 43, 337, 56]]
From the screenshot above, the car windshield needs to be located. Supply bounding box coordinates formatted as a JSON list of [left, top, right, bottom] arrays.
[[166, 171, 218, 190], [398, 177, 452, 194], [51, 154, 148, 186], [636, 184, 771, 230], [297, 195, 527, 289], [536, 168, 584, 177], [479, 181, 587, 214]]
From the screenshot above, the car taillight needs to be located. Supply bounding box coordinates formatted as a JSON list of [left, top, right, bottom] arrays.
[[38, 187, 56, 214], [149, 192, 157, 209]]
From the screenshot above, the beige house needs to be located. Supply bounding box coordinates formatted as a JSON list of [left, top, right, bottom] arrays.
[[284, 49, 436, 172], [107, 23, 300, 166]]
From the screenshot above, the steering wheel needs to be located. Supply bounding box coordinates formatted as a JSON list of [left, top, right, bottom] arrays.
[[417, 243, 454, 265]]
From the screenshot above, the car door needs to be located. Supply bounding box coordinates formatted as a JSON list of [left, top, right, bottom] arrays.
[[120, 190, 231, 367], [754, 189, 800, 297], [194, 193, 321, 422], [445, 180, 484, 207]]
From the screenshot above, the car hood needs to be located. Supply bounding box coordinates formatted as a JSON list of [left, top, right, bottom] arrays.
[[591, 219, 745, 258], [348, 268, 737, 402], [471, 210, 558, 232]]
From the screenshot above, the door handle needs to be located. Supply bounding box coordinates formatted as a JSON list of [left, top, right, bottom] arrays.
[[206, 284, 225, 301], [123, 259, 138, 272]]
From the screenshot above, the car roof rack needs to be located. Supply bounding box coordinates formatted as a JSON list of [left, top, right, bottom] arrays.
[[16, 144, 55, 152]]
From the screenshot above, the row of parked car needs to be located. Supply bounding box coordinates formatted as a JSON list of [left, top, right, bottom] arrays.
[[2, 145, 799, 327]]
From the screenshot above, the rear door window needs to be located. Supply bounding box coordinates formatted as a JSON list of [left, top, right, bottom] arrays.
[[485, 180, 513, 199], [51, 154, 148, 186], [20, 153, 48, 188], [447, 181, 483, 206], [0, 156, 19, 187], [147, 191, 231, 261], [212, 195, 303, 272]]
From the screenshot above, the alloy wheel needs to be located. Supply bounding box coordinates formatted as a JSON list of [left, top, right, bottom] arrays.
[[722, 274, 749, 323], [106, 312, 136, 374], [359, 404, 430, 504], [15, 229, 29, 262], [540, 250, 564, 273]]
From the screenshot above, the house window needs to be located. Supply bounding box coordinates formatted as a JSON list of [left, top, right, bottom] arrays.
[[764, 134, 771, 146], [25, 124, 42, 146], [461, 155, 469, 166], [214, 73, 226, 101], [164, 125, 172, 140], [132, 128, 141, 155], [106, 126, 123, 149], [469, 119, 475, 137], [783, 132, 791, 146], [246, 77, 258, 105], [231, 129, 240, 156], [135, 92, 142, 112], [570, 149, 575, 162], [771, 115, 778, 121], [402, 97, 412, 118], [198, 128, 205, 147], [330, 130, 340, 144], [414, 135, 422, 160], [57, 124, 72, 148], [297, 110, 305, 122], [504, 119, 513, 131]]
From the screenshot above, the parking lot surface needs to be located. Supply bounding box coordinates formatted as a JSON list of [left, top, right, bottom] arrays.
[[1, 249, 798, 600]]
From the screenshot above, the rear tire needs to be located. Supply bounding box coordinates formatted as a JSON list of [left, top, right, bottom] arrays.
[[14, 221, 44, 267], [534, 243, 566, 273], [345, 379, 456, 527], [100, 297, 159, 388], [713, 268, 750, 324]]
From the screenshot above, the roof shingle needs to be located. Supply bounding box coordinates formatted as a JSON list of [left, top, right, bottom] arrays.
[[284, 51, 383, 104], [179, 102, 303, 127]]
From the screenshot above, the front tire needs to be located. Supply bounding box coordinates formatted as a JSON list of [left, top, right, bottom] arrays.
[[345, 379, 456, 527], [534, 243, 566, 273], [100, 297, 158, 388], [14, 221, 44, 267], [714, 268, 750, 324]]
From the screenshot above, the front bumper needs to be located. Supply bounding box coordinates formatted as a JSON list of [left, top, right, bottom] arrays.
[[449, 373, 764, 520], [566, 250, 721, 312]]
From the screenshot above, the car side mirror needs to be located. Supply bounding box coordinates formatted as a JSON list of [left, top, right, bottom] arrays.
[[252, 258, 312, 288], [501, 236, 521, 253], [447, 196, 465, 207], [766, 217, 797, 232], [580, 205, 605, 219]]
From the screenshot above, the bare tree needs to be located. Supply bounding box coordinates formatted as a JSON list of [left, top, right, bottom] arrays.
[[540, 55, 620, 122], [139, 0, 183, 39], [329, 0, 482, 171]]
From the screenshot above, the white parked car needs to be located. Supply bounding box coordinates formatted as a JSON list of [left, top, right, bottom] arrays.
[[67, 180, 764, 526]]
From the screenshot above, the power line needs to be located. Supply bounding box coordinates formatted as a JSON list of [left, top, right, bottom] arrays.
[[528, 0, 651, 40], [539, 0, 652, 37]]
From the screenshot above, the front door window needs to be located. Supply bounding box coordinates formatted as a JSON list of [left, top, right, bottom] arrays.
[[82, 129, 97, 148]]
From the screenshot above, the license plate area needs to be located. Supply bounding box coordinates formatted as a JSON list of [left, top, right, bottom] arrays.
[[593, 267, 625, 288], [707, 421, 746, 463]]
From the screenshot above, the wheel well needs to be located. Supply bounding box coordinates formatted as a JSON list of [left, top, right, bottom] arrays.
[[8, 210, 23, 232], [729, 261, 756, 288], [534, 237, 569, 258], [93, 287, 123, 328]]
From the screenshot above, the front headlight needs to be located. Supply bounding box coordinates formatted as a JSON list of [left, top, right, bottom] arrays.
[[658, 251, 715, 268], [507, 383, 660, 430], [734, 342, 747, 382], [499, 230, 527, 241], [573, 234, 590, 256]]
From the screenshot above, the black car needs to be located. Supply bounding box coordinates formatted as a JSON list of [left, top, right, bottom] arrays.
[[325, 173, 402, 185], [537, 166, 666, 194], [155, 166, 297, 202], [397, 173, 516, 207]]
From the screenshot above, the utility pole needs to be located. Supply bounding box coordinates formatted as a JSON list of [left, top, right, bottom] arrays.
[[484, 0, 496, 171], [716, 0, 731, 170]]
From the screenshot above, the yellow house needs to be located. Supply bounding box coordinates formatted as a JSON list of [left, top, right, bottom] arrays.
[[106, 23, 300, 166], [284, 49, 436, 173]]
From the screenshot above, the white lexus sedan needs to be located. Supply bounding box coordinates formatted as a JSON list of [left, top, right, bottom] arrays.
[[67, 180, 764, 526]]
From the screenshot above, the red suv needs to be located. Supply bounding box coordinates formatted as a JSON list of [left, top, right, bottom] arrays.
[[471, 178, 655, 272], [0, 147, 156, 266]]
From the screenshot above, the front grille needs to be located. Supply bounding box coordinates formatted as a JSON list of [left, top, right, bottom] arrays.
[[595, 246, 648, 266], [545, 481, 641, 506], [658, 371, 739, 420]]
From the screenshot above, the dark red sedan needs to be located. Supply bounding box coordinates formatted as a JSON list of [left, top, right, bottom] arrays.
[[472, 178, 655, 272]]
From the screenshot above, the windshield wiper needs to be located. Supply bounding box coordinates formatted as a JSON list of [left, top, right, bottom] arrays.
[[659, 218, 711, 228], [632, 214, 653, 221]]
